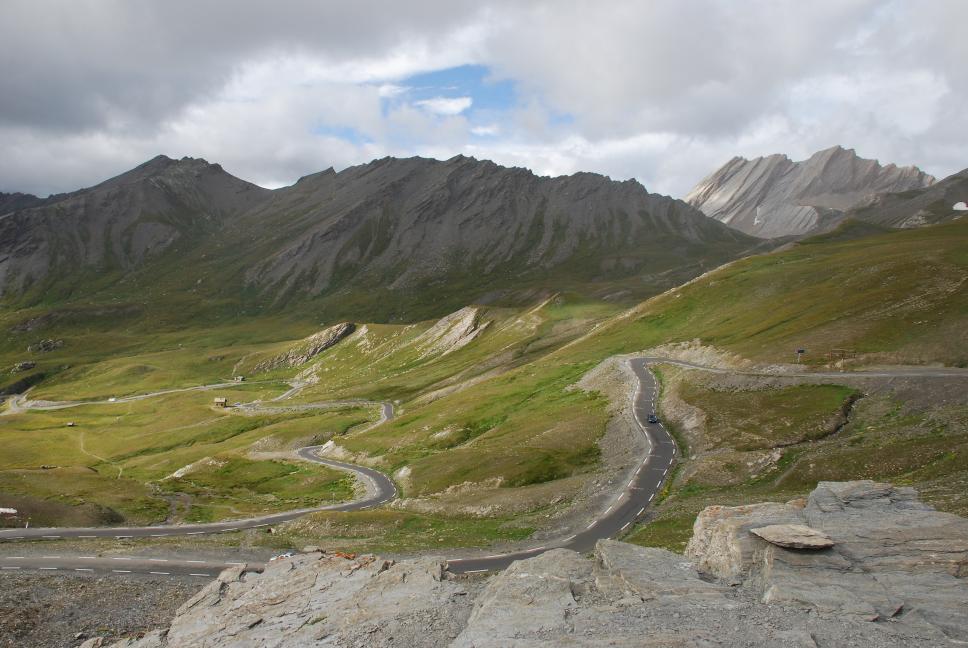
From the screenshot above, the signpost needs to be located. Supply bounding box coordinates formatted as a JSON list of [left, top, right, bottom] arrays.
[[796, 348, 806, 363]]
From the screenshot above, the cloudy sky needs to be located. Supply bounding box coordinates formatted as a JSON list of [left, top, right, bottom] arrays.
[[1, 0, 965, 197]]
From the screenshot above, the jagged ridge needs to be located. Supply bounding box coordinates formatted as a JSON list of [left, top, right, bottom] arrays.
[[686, 146, 936, 238]]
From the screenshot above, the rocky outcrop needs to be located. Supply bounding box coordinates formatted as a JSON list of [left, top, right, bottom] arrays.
[[26, 338, 64, 353], [750, 524, 833, 549], [686, 146, 935, 238], [104, 481, 967, 647], [413, 307, 489, 359], [687, 480, 968, 637], [255, 322, 355, 372]]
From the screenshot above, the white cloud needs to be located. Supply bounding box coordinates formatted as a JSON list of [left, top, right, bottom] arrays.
[[470, 124, 500, 136], [414, 96, 473, 116], [377, 83, 409, 98], [1, 0, 966, 198]]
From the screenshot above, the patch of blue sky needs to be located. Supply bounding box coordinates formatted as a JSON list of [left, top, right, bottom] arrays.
[[400, 64, 516, 112], [312, 124, 372, 145]]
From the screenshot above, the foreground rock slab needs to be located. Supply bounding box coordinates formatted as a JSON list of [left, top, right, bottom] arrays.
[[687, 480, 968, 639], [750, 524, 834, 549], [102, 481, 967, 647]]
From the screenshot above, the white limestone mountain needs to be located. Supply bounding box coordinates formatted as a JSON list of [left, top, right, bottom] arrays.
[[838, 166, 968, 230], [685, 146, 936, 238]]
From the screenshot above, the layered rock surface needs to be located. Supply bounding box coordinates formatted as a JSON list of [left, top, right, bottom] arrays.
[[686, 146, 935, 238], [100, 481, 967, 647], [255, 322, 356, 372], [839, 167, 968, 230]]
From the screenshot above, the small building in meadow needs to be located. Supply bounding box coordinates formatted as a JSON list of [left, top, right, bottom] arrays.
[[213, 397, 228, 408]]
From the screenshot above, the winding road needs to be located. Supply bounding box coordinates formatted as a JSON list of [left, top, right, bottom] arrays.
[[445, 358, 675, 573], [3, 357, 965, 578]]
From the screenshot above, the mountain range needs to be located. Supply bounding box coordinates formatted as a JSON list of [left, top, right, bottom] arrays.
[[0, 154, 757, 321], [685, 145, 937, 238], [2, 148, 964, 322]]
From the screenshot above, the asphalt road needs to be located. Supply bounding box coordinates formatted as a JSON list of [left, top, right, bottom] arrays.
[[0, 447, 397, 543], [0, 554, 264, 579], [4, 357, 965, 578], [445, 358, 676, 573]]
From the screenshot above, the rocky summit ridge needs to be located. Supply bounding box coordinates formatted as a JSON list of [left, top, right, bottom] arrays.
[[85, 481, 968, 647], [686, 146, 936, 238], [0, 154, 756, 318]]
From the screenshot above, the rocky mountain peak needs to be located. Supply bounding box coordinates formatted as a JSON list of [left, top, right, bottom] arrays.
[[686, 146, 936, 238]]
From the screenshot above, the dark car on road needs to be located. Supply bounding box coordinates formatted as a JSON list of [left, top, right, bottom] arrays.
[[647, 413, 658, 424]]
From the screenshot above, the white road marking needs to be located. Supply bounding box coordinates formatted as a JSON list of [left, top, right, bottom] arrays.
[[465, 569, 488, 573], [586, 521, 596, 530], [39, 567, 58, 570], [78, 535, 97, 538], [41, 535, 60, 539], [111, 557, 132, 561], [1, 567, 20, 570], [148, 559, 168, 562], [74, 568, 94, 572], [226, 562, 245, 565], [79, 556, 97, 560], [533, 546, 547, 551], [186, 560, 205, 564], [186, 531, 205, 535], [112, 569, 131, 573], [41, 555, 61, 559], [150, 534, 168, 537], [604, 505, 613, 514], [621, 522, 631, 531], [649, 494, 655, 502], [149, 571, 170, 575], [637, 508, 645, 516], [115, 535, 133, 539], [189, 573, 211, 577], [663, 468, 668, 476]]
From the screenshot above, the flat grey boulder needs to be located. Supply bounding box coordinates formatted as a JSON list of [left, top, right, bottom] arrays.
[[749, 524, 834, 549], [688, 480, 968, 640]]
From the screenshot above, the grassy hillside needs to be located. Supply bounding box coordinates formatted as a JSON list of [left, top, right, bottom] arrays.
[[1, 220, 965, 553], [566, 219, 968, 366]]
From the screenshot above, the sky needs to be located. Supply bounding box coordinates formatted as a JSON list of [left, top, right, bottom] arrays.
[[1, 0, 965, 198]]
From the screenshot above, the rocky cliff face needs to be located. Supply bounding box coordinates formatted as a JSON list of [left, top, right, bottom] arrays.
[[838, 167, 968, 230], [0, 155, 271, 299], [686, 146, 936, 238], [92, 481, 968, 647]]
